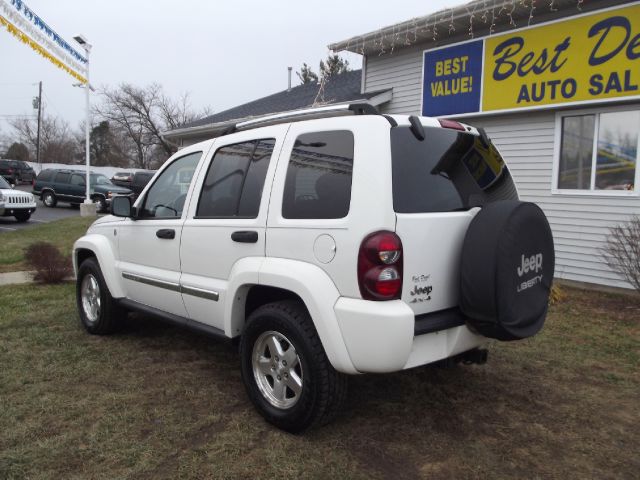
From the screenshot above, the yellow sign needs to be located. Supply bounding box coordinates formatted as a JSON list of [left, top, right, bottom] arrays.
[[482, 4, 640, 112]]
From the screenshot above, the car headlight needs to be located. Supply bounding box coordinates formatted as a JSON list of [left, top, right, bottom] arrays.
[[0, 192, 5, 202], [107, 191, 113, 198]]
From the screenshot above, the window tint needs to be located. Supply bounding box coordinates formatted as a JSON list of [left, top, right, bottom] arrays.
[[38, 170, 53, 182], [282, 131, 354, 219], [54, 172, 70, 184], [140, 152, 201, 219], [391, 127, 517, 213], [196, 139, 275, 218], [70, 174, 85, 186]]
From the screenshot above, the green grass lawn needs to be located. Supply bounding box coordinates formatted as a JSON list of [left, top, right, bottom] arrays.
[[0, 284, 638, 479], [0, 217, 95, 273]]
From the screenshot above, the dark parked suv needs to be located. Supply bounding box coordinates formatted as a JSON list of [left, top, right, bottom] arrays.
[[0, 159, 35, 185], [33, 169, 133, 212], [111, 170, 155, 199]]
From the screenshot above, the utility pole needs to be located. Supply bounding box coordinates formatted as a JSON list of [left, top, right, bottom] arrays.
[[36, 81, 42, 171]]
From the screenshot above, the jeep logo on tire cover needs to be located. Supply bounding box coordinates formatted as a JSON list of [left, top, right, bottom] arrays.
[[517, 253, 543, 277], [517, 253, 543, 293]]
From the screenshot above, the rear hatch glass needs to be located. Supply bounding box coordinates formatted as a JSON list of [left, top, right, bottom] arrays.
[[391, 126, 518, 316], [391, 126, 517, 213]]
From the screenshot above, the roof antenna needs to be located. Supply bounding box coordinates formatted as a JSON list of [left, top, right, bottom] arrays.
[[287, 67, 292, 92]]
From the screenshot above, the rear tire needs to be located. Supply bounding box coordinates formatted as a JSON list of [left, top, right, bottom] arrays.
[[42, 191, 57, 208], [76, 258, 125, 334], [240, 301, 347, 433], [14, 212, 30, 223]]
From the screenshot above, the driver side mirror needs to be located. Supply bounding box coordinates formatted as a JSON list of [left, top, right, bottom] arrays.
[[111, 196, 133, 217]]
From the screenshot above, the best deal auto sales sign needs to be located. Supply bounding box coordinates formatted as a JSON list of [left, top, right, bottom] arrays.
[[422, 3, 640, 117]]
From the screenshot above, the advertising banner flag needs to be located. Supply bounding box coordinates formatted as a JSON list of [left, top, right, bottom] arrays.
[[0, 0, 88, 83]]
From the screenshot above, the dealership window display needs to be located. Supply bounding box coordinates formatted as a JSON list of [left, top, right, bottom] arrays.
[[556, 109, 639, 193]]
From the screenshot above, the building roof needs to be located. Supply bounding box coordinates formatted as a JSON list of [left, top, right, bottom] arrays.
[[329, 0, 627, 55], [165, 69, 391, 142]]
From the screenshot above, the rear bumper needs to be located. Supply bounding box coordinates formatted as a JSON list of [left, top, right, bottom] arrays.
[[334, 298, 486, 373]]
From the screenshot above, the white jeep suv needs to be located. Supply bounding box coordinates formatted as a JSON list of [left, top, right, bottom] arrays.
[[73, 104, 555, 432]]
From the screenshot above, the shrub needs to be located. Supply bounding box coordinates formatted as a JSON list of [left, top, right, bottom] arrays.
[[24, 242, 73, 284], [601, 215, 640, 292], [549, 284, 565, 305]]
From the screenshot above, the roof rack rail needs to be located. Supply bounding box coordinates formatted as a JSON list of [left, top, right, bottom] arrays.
[[222, 103, 382, 136]]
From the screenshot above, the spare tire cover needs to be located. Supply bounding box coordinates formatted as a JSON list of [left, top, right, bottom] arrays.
[[460, 200, 555, 341]]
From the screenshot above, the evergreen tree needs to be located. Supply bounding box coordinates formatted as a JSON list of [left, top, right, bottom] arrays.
[[296, 63, 318, 85], [5, 142, 29, 161]]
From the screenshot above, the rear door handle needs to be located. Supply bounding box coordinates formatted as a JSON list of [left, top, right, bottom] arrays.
[[231, 230, 258, 243], [156, 229, 175, 239]]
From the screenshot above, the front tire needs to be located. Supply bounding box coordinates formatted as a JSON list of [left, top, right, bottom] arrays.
[[76, 258, 125, 334], [42, 191, 57, 208], [93, 196, 107, 213], [240, 301, 347, 433]]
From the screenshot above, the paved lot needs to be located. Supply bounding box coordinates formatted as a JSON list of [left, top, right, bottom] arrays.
[[0, 184, 82, 233]]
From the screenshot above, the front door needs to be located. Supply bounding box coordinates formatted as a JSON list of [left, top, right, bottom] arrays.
[[117, 149, 204, 317], [180, 126, 286, 333]]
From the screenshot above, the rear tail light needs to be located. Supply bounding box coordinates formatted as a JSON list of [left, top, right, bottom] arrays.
[[438, 118, 466, 131], [358, 231, 403, 301], [7, 168, 13, 173]]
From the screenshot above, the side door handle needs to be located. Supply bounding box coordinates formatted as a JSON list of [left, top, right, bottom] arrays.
[[231, 230, 258, 243], [156, 228, 175, 239]]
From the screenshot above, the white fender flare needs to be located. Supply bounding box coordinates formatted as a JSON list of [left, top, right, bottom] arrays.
[[226, 257, 358, 375], [73, 235, 125, 299]]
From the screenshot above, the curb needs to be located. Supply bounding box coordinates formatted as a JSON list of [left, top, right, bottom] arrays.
[[0, 271, 35, 286]]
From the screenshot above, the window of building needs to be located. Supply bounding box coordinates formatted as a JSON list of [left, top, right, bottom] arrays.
[[139, 152, 201, 219], [282, 131, 354, 219], [556, 109, 639, 193], [196, 139, 275, 218]]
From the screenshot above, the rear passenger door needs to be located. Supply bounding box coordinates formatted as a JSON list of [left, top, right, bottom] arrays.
[[53, 172, 72, 200], [69, 173, 86, 200], [266, 120, 357, 296], [180, 126, 286, 332]]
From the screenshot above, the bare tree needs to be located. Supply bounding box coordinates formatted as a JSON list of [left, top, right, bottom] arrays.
[[94, 83, 206, 169], [9, 115, 78, 164], [601, 215, 640, 292]]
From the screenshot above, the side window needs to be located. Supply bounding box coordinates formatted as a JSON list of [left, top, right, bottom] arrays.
[[38, 170, 53, 182], [70, 174, 85, 186], [282, 131, 354, 219], [54, 172, 70, 184], [196, 139, 275, 218], [139, 152, 201, 219]]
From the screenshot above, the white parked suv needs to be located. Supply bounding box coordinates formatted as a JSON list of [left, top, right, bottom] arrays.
[[0, 175, 37, 222], [73, 104, 555, 432]]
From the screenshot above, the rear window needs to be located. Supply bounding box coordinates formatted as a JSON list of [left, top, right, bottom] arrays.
[[391, 127, 517, 213]]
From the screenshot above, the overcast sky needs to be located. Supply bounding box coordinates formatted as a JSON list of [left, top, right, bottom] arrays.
[[1, 0, 459, 137]]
